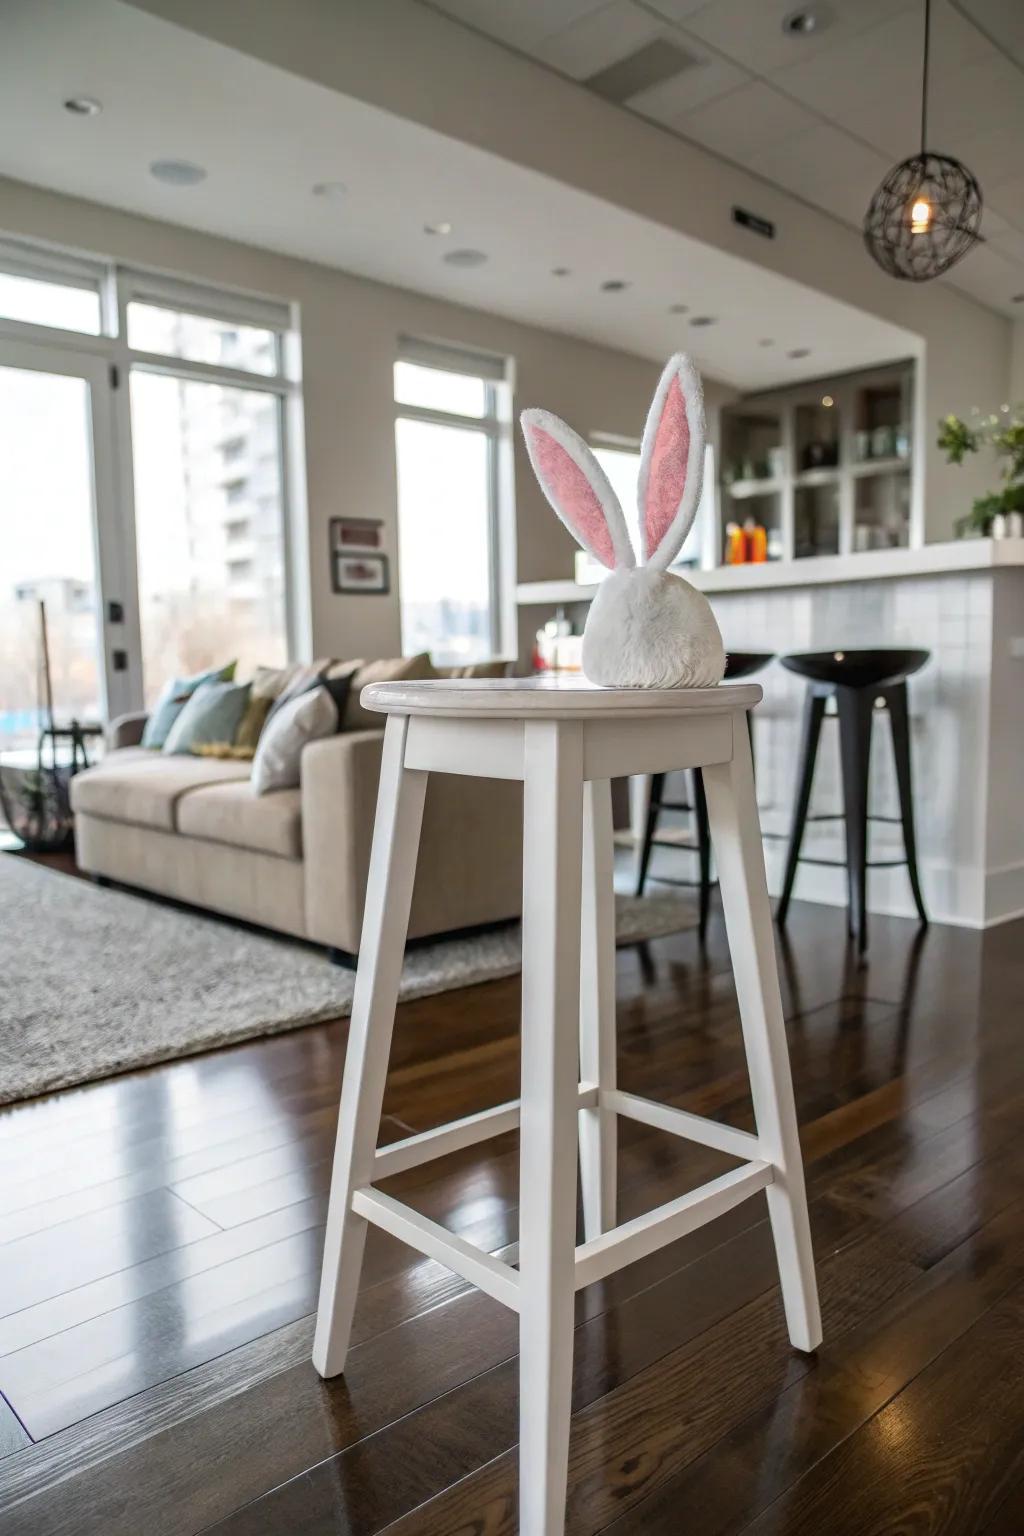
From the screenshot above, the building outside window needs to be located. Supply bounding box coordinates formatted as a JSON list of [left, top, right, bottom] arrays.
[[393, 340, 512, 664]]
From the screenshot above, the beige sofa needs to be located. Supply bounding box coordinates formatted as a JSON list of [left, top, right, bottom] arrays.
[[72, 712, 523, 959]]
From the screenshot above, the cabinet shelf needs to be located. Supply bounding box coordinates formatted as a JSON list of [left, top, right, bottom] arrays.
[[725, 478, 783, 499], [850, 456, 911, 478], [720, 360, 916, 563]]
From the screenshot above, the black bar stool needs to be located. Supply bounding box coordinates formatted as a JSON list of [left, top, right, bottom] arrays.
[[635, 651, 774, 938], [775, 649, 930, 952]]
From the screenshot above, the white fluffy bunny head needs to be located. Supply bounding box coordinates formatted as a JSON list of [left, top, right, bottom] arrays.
[[521, 353, 726, 689]]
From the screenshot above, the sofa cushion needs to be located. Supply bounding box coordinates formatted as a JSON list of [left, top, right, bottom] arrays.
[[175, 780, 303, 859], [71, 755, 250, 831], [342, 654, 437, 731]]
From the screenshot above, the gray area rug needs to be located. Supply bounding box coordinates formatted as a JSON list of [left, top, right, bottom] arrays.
[[0, 855, 697, 1105]]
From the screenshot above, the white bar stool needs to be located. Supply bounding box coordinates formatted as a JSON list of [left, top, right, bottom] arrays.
[[313, 676, 821, 1535]]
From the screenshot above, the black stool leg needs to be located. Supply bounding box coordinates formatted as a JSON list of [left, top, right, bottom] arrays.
[[777, 689, 827, 926], [885, 684, 928, 927], [635, 772, 665, 897], [836, 687, 873, 954], [693, 768, 711, 941]]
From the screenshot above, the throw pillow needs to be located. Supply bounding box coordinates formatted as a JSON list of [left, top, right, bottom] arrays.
[[342, 653, 437, 731], [250, 685, 338, 796], [264, 659, 336, 722], [141, 661, 236, 749], [233, 694, 274, 756], [162, 680, 252, 755]]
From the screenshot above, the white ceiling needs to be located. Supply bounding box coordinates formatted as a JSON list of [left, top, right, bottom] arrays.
[[0, 0, 917, 390], [428, 0, 1024, 317]]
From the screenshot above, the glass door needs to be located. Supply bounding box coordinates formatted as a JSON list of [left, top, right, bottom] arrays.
[[0, 342, 132, 769]]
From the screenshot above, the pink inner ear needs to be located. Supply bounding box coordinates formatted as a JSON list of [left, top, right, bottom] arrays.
[[645, 374, 690, 558], [527, 423, 616, 568]]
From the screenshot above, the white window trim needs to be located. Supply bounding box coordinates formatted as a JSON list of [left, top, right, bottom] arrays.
[[394, 338, 517, 661]]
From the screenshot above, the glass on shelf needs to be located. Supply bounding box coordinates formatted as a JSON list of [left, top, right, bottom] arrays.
[[722, 493, 782, 564], [853, 379, 910, 464], [794, 480, 840, 559], [795, 399, 839, 473], [721, 409, 785, 487], [853, 469, 910, 551]]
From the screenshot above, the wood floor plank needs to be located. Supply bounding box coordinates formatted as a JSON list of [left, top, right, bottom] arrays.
[[0, 1189, 220, 1317], [601, 1189, 1024, 1533], [0, 1394, 29, 1459], [740, 1279, 1024, 1535]]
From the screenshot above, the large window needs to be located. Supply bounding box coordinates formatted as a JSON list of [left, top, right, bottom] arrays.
[[589, 436, 714, 572], [0, 240, 299, 727], [394, 341, 510, 664]]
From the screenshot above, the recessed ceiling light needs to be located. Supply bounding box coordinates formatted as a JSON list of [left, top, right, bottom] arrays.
[[788, 347, 811, 358], [551, 266, 571, 277], [601, 279, 629, 291], [312, 181, 347, 199], [690, 315, 716, 326], [63, 96, 102, 116], [821, 394, 834, 408], [443, 248, 488, 267], [150, 159, 207, 187], [669, 302, 689, 314], [424, 221, 453, 236], [782, 5, 829, 37]]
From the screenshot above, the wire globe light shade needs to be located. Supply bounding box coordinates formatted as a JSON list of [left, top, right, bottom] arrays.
[[863, 152, 982, 281]]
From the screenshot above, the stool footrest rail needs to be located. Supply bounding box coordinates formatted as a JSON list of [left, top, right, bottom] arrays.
[[352, 1156, 773, 1312], [372, 1083, 600, 1180]]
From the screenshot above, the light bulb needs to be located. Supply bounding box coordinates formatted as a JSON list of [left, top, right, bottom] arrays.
[[910, 197, 931, 234]]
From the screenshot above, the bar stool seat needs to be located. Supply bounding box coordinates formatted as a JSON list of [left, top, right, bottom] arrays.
[[313, 676, 821, 1534], [781, 648, 929, 690], [635, 652, 775, 938], [777, 648, 930, 952]]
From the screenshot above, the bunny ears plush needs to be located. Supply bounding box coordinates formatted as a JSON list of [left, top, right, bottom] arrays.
[[521, 353, 726, 689]]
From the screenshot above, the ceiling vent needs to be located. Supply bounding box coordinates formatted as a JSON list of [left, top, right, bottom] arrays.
[[583, 38, 703, 105]]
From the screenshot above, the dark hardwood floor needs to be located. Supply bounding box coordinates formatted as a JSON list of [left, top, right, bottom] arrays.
[[2, 856, 1024, 1534]]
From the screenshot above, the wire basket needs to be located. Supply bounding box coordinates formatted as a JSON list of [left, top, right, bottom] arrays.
[[0, 723, 91, 853]]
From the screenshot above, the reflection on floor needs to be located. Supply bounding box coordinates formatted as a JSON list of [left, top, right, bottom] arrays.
[[1, 873, 1022, 1535]]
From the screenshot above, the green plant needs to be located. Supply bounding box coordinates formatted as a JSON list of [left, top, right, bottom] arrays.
[[938, 404, 1024, 536]]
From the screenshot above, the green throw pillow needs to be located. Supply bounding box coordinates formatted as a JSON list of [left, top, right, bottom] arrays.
[[141, 662, 236, 749], [162, 680, 252, 755]]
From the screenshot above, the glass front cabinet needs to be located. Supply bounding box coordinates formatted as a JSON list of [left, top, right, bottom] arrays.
[[718, 361, 915, 562]]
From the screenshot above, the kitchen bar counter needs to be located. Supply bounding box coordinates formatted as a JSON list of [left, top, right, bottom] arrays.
[[516, 541, 1024, 929], [516, 537, 1024, 606]]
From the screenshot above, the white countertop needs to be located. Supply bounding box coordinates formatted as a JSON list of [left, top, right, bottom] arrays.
[[516, 538, 1024, 606]]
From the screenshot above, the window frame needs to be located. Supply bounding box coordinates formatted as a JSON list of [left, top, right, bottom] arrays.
[[0, 234, 309, 708], [393, 338, 515, 663]]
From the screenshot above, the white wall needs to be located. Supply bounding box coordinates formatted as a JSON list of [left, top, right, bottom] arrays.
[[0, 176, 729, 662], [129, 0, 1014, 543]]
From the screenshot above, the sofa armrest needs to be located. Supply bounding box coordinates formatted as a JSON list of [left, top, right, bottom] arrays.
[[107, 711, 149, 751], [301, 730, 384, 953], [301, 728, 523, 954]]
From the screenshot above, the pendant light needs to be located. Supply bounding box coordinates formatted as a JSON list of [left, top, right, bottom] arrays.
[[863, 0, 982, 281]]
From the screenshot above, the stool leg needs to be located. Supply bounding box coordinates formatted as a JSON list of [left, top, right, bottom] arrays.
[[312, 716, 427, 1378], [886, 685, 929, 927], [693, 767, 712, 942], [776, 690, 826, 926], [836, 688, 873, 954], [703, 713, 822, 1354], [634, 772, 664, 896], [520, 720, 585, 1535], [579, 778, 617, 1240]]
